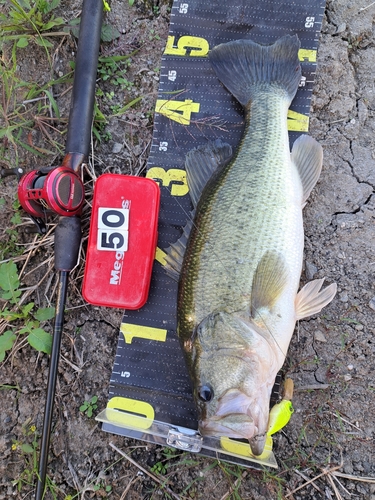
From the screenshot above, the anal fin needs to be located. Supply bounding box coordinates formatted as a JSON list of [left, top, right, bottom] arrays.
[[295, 278, 337, 320]]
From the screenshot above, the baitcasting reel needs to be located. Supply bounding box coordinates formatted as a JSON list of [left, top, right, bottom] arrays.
[[16, 165, 84, 233], [18, 166, 84, 217]]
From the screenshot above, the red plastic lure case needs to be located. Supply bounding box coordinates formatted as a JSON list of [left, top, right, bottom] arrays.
[[82, 174, 160, 309]]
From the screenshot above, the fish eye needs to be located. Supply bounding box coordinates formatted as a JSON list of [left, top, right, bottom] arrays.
[[198, 384, 214, 402]]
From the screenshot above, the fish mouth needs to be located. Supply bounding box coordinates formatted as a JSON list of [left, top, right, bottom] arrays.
[[199, 413, 255, 440], [198, 388, 269, 456], [199, 389, 255, 439], [199, 416, 267, 456]]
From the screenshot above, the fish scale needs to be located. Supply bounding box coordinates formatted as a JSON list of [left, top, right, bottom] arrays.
[[180, 92, 303, 339]]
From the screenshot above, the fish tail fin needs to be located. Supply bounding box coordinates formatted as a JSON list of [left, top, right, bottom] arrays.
[[208, 35, 301, 107]]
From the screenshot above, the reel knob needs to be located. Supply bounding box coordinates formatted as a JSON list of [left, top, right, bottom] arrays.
[[18, 167, 84, 218]]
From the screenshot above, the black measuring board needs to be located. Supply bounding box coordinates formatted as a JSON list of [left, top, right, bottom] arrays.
[[97, 0, 327, 467]]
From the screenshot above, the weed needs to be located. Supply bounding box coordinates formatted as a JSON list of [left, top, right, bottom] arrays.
[[92, 100, 109, 142], [63, 458, 123, 500], [262, 469, 285, 500], [217, 462, 245, 500], [97, 55, 134, 90], [79, 395, 98, 417], [92, 52, 143, 141], [0, 0, 65, 50], [12, 419, 58, 497], [92, 483, 112, 496], [0, 260, 55, 361], [0, 382, 21, 391], [65, 17, 120, 43], [148, 28, 160, 41], [0, 198, 25, 260], [0, 42, 70, 167], [150, 446, 180, 475], [102, 0, 111, 12]]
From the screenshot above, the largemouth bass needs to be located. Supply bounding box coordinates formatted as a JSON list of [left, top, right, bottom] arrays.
[[165, 35, 337, 456]]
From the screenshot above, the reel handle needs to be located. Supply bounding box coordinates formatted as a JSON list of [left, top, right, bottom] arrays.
[[0, 167, 24, 179]]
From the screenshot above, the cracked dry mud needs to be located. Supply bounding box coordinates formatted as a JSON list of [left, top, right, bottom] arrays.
[[1, 0, 375, 499]]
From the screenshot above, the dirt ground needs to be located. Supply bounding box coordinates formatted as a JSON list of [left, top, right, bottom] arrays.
[[1, 0, 375, 499]]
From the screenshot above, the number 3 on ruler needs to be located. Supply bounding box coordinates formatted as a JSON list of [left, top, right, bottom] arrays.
[[147, 167, 188, 196]]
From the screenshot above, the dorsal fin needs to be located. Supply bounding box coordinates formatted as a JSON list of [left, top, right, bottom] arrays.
[[291, 134, 323, 205], [164, 140, 232, 281], [185, 139, 232, 207]]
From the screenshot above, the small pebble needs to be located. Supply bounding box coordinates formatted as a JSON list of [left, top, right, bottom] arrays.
[[344, 374, 352, 382], [335, 22, 346, 34], [112, 142, 123, 154], [305, 261, 318, 280], [347, 364, 354, 370], [339, 291, 349, 303], [369, 297, 375, 311], [314, 330, 327, 342]]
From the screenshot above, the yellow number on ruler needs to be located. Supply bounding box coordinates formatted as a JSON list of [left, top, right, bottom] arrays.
[[298, 49, 317, 63], [164, 35, 209, 57], [287, 110, 309, 132], [147, 167, 189, 196], [106, 397, 155, 429], [155, 99, 200, 125], [120, 323, 167, 344], [220, 436, 273, 460]]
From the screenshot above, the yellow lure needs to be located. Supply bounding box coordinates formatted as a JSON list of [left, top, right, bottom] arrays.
[[102, 0, 110, 11], [267, 377, 294, 436], [267, 400, 294, 436]]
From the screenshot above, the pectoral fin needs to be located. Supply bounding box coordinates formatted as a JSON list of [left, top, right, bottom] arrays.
[[251, 251, 289, 318], [295, 278, 337, 320], [291, 134, 323, 205]]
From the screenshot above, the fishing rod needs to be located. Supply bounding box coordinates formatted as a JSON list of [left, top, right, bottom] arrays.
[[35, 2, 103, 497], [2, 1, 103, 498]]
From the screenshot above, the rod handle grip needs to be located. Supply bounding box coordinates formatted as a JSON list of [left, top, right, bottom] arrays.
[[54, 216, 82, 271]]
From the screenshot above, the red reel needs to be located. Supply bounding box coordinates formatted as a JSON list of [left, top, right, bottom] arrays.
[[18, 167, 84, 218]]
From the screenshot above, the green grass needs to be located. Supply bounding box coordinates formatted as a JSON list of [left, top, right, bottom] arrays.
[[11, 419, 60, 498], [0, 0, 65, 50], [0, 36, 70, 167]]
